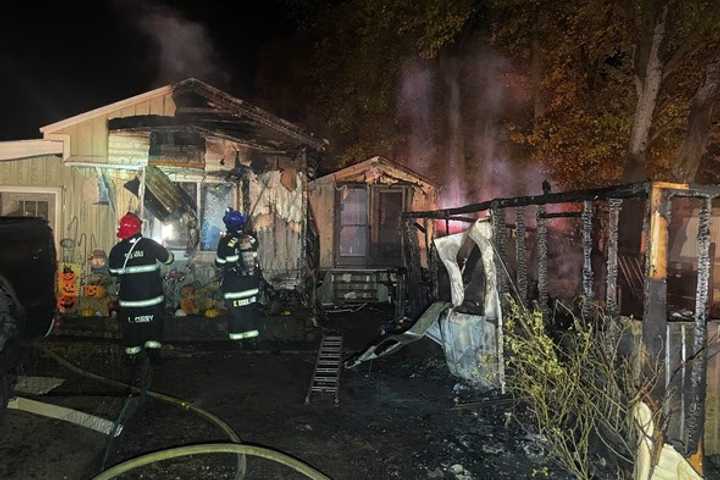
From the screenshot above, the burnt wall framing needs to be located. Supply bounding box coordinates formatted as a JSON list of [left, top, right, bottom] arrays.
[[402, 181, 720, 470]]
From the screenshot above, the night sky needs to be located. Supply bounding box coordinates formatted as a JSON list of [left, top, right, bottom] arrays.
[[0, 1, 295, 140]]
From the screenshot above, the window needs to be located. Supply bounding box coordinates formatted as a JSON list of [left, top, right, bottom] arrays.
[[334, 184, 406, 267], [147, 180, 235, 252], [339, 187, 369, 257], [200, 183, 234, 250], [0, 192, 54, 225]]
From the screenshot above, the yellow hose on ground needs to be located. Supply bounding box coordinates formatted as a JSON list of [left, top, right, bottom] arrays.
[[91, 443, 332, 480], [34, 345, 247, 478]]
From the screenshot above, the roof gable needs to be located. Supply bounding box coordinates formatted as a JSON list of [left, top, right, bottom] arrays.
[[312, 156, 436, 189], [40, 78, 326, 151], [39, 84, 173, 133]]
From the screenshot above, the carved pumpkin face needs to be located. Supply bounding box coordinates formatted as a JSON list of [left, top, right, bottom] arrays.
[[62, 268, 75, 283], [83, 285, 98, 297]]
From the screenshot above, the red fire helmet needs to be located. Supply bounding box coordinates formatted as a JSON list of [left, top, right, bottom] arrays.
[[117, 212, 142, 240]]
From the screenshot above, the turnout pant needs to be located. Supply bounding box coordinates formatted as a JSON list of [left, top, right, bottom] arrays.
[[118, 305, 164, 355], [228, 304, 261, 341], [223, 275, 261, 341]]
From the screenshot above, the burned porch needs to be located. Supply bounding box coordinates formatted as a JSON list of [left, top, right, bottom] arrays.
[[398, 181, 720, 474]]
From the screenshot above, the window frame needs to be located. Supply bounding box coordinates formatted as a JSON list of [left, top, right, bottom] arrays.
[[0, 185, 62, 250], [163, 174, 237, 260]]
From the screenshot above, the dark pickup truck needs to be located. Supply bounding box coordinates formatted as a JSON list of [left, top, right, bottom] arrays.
[[0, 217, 57, 415]]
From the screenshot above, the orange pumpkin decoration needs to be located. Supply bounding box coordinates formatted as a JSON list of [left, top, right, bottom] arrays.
[[58, 266, 79, 312]]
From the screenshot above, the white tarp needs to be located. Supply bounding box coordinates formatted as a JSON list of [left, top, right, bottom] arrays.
[[431, 220, 504, 390]]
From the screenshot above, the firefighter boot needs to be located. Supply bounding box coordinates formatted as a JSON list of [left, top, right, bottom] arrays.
[[127, 351, 150, 392], [146, 347, 163, 366]]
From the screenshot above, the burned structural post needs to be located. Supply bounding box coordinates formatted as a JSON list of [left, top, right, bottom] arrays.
[[536, 205, 549, 317], [402, 218, 425, 318], [605, 199, 622, 319], [514, 207, 528, 305], [491, 207, 508, 299], [581, 200, 594, 318], [426, 219, 440, 301], [686, 195, 713, 467], [642, 184, 670, 412]]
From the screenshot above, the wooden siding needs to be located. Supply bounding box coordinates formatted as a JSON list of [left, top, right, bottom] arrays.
[[0, 155, 139, 253], [108, 132, 150, 166], [53, 93, 175, 161], [309, 180, 335, 269]]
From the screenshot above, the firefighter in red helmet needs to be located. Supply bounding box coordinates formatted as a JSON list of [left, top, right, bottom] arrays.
[[108, 212, 173, 379]]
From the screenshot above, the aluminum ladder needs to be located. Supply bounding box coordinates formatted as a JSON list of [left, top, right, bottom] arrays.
[[305, 334, 343, 406]]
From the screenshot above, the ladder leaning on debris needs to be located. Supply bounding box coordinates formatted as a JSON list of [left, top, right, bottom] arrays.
[[305, 334, 343, 406]]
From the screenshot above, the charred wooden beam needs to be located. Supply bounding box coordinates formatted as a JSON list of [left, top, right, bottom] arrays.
[[173, 79, 327, 151], [581, 200, 593, 319], [404, 182, 649, 219], [536, 205, 549, 317], [514, 207, 528, 305], [491, 207, 508, 298], [427, 219, 440, 301], [686, 196, 712, 461], [539, 211, 583, 219], [402, 218, 426, 318], [606, 199, 622, 319], [108, 115, 292, 154]]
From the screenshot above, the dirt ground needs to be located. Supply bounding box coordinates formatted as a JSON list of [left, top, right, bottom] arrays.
[[3, 309, 714, 480]]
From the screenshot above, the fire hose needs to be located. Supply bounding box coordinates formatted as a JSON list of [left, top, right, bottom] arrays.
[[91, 443, 331, 480], [34, 345, 250, 477], [37, 345, 332, 479]]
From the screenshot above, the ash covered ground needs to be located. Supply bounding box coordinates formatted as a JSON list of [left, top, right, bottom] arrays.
[[0, 310, 606, 479]]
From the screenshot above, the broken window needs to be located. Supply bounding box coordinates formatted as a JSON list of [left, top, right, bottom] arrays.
[[159, 182, 196, 251], [200, 183, 234, 251]]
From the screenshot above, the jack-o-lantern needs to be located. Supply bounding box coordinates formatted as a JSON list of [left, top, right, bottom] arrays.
[[58, 266, 79, 313], [82, 283, 108, 299]]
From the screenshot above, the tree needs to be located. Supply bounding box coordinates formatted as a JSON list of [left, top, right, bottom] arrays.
[[492, 0, 720, 187], [259, 0, 481, 170]]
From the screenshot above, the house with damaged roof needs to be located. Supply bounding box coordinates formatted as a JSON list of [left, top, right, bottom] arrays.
[[0, 78, 326, 318]]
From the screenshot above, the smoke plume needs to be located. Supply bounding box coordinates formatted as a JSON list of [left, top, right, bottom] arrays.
[[397, 46, 546, 211], [397, 45, 585, 300], [115, 1, 229, 85]]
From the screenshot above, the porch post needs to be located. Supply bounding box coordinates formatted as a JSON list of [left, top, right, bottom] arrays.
[[641, 182, 670, 426], [686, 196, 713, 472]]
